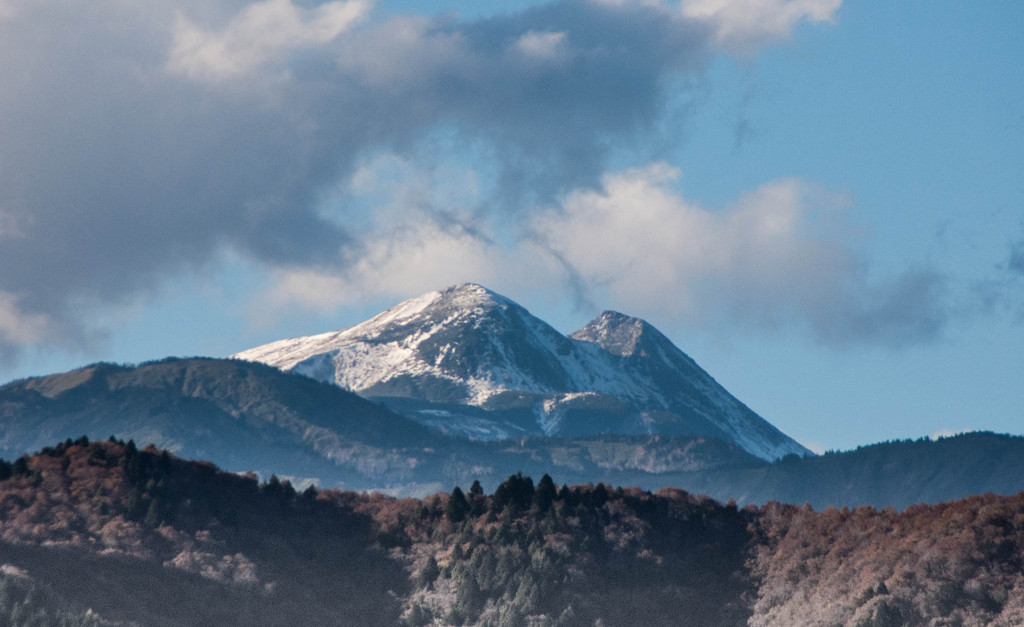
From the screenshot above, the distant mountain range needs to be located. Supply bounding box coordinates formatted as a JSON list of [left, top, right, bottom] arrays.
[[233, 283, 808, 461], [0, 283, 1021, 507], [2, 355, 1023, 508], [1, 283, 1022, 625], [0, 357, 765, 495]]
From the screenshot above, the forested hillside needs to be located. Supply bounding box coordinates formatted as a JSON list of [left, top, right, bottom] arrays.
[[0, 438, 407, 625], [1, 440, 1024, 625], [0, 358, 766, 497], [674, 431, 1024, 509], [4, 359, 1024, 510]]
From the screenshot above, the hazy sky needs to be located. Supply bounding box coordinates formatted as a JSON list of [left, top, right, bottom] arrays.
[[1, 0, 1021, 453]]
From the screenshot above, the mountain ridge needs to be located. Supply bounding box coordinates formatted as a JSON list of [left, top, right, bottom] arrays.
[[233, 283, 809, 460], [0, 357, 766, 496], [2, 358, 1024, 508]]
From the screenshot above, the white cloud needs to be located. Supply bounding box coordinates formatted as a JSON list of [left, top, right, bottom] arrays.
[[333, 15, 471, 86], [589, 0, 841, 50], [530, 163, 946, 344], [261, 158, 947, 347], [531, 163, 853, 324], [0, 0, 852, 364], [168, 0, 370, 81], [262, 212, 552, 322], [0, 292, 54, 346], [514, 31, 569, 61], [257, 152, 553, 321], [681, 0, 841, 50]]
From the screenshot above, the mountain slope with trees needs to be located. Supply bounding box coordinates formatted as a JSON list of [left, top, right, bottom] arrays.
[[0, 357, 769, 496], [672, 432, 1024, 509], [0, 357, 449, 491], [2, 441, 1024, 625], [2, 358, 1024, 508]]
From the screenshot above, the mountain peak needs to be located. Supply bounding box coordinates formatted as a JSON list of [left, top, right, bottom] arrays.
[[356, 283, 517, 334], [421, 283, 520, 317], [234, 285, 811, 460], [572, 310, 666, 358], [441, 282, 510, 305]]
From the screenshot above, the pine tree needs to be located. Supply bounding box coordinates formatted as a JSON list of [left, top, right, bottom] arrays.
[[122, 443, 144, 483], [144, 498, 162, 527], [417, 556, 440, 590], [469, 480, 486, 516], [533, 474, 556, 514], [493, 472, 534, 514], [12, 456, 29, 476], [447, 486, 469, 523]]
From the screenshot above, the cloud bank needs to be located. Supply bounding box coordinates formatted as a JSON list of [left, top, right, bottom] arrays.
[[277, 161, 948, 346], [10, 0, 963, 365]]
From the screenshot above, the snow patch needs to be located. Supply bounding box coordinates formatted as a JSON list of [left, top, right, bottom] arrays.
[[233, 283, 810, 460]]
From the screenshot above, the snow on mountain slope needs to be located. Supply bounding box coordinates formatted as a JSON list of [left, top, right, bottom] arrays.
[[232, 284, 810, 460], [571, 311, 807, 463]]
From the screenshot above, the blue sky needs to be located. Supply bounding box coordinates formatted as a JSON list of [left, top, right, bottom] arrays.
[[1, 0, 1021, 453]]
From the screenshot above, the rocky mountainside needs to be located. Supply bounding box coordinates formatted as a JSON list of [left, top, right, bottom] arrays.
[[234, 284, 808, 461], [3, 357, 1023, 508], [0, 357, 763, 496], [0, 357, 446, 491]]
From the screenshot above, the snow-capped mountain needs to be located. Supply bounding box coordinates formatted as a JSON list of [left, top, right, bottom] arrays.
[[233, 284, 809, 460]]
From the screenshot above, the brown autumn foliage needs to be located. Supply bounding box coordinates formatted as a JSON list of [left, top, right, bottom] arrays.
[[751, 495, 1024, 626], [1, 440, 1024, 626], [0, 438, 408, 625]]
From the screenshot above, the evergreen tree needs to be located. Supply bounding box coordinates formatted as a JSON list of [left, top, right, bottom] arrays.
[[533, 474, 557, 514], [12, 456, 29, 476], [447, 486, 470, 523], [144, 498, 162, 527], [417, 556, 440, 590], [157, 450, 172, 474], [451, 568, 485, 622], [469, 480, 486, 517], [122, 443, 144, 483], [493, 472, 535, 514]]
